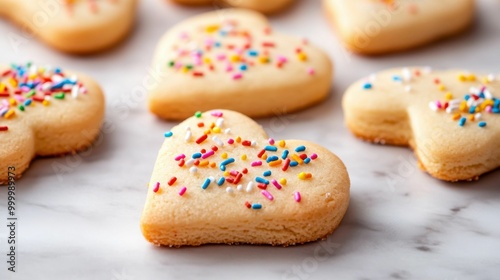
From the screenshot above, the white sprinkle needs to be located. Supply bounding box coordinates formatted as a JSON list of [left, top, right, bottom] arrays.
[[226, 187, 234, 194], [237, 184, 243, 191], [224, 128, 231, 134], [487, 73, 495, 82], [422, 67, 432, 74], [429, 101, 438, 111], [185, 130, 192, 142], [404, 86, 412, 93], [246, 182, 254, 192], [208, 176, 215, 183], [475, 113, 482, 120], [212, 136, 224, 147], [369, 74, 377, 82], [251, 140, 257, 147], [402, 68, 412, 82], [189, 167, 197, 174], [216, 118, 224, 128], [185, 159, 195, 167], [42, 82, 52, 91], [44, 96, 51, 101], [186, 126, 191, 131], [469, 87, 480, 95], [71, 86, 79, 99], [52, 75, 63, 83], [484, 89, 493, 99], [446, 106, 458, 114]]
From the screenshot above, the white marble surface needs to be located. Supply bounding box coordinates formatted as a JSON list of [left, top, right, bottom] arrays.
[[1, 0, 500, 279]]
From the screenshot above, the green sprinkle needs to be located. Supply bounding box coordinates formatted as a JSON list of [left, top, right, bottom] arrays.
[[195, 111, 202, 118], [168, 61, 175, 67], [18, 105, 25, 111], [54, 93, 65, 99], [186, 65, 193, 70], [26, 90, 35, 98]]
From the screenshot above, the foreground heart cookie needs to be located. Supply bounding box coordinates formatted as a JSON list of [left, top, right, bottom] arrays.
[[0, 0, 137, 54], [148, 9, 333, 120], [140, 110, 350, 246], [343, 67, 500, 181], [170, 0, 293, 14], [323, 0, 475, 55], [0, 63, 105, 184]]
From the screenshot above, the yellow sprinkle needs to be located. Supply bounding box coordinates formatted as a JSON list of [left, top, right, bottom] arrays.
[[230, 55, 240, 62], [8, 78, 17, 87], [4, 109, 15, 119], [204, 129, 211, 135], [279, 178, 287, 185], [241, 154, 247, 160], [262, 154, 268, 160], [468, 115, 475, 121], [224, 171, 230, 177], [205, 24, 220, 33], [29, 74, 37, 80], [297, 52, 307, 61], [483, 99, 494, 107], [199, 160, 209, 167], [221, 152, 228, 159], [482, 77, 490, 84], [458, 74, 467, 82], [9, 98, 16, 106], [236, 136, 241, 143], [258, 56, 269, 64], [0, 83, 5, 92], [182, 67, 190, 73], [298, 172, 307, 180], [292, 154, 303, 164], [438, 84, 446, 91], [42, 100, 50, 106], [279, 140, 286, 148], [212, 127, 221, 133], [445, 92, 453, 100], [459, 101, 468, 112], [452, 113, 461, 121], [203, 57, 212, 64], [467, 74, 476, 81], [269, 159, 282, 167]]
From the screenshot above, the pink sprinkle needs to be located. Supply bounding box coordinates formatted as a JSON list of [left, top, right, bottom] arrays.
[[310, 153, 318, 160], [230, 170, 239, 176], [233, 73, 243, 80], [81, 87, 88, 94], [278, 56, 288, 63], [228, 139, 235, 144], [211, 111, 223, 117], [486, 105, 492, 113], [202, 150, 215, 159], [217, 54, 227, 61], [261, 190, 274, 201], [175, 154, 186, 161], [294, 192, 301, 202], [271, 179, 282, 190], [226, 65, 234, 72], [153, 182, 160, 193], [178, 187, 187, 196], [307, 67, 315, 75], [251, 161, 262, 167], [436, 101, 442, 109], [268, 138, 275, 145]]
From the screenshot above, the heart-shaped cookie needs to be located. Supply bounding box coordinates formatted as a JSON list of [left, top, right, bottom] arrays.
[[323, 0, 475, 55], [343, 67, 500, 181], [170, 0, 293, 14], [148, 9, 333, 120], [140, 110, 350, 246], [0, 0, 137, 54], [0, 63, 105, 184]]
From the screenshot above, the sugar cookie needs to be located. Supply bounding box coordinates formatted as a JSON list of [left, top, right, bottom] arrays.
[[343, 67, 500, 181], [140, 110, 350, 246], [323, 0, 475, 55], [148, 9, 333, 120], [170, 0, 293, 14], [0, 63, 105, 184], [0, 0, 137, 54]]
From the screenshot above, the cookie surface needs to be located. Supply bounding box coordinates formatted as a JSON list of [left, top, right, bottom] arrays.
[[0, 0, 137, 54], [343, 67, 500, 181], [140, 110, 350, 247], [148, 9, 333, 120], [170, 0, 293, 14], [324, 0, 475, 55], [0, 63, 105, 184]]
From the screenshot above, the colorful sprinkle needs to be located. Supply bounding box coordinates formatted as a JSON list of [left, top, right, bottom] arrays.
[[153, 182, 160, 193], [294, 192, 301, 202], [164, 131, 173, 138], [178, 187, 187, 196], [261, 190, 274, 201]]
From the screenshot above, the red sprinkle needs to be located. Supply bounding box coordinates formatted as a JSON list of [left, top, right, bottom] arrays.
[[242, 168, 248, 174], [242, 140, 251, 146], [299, 154, 307, 160], [178, 159, 185, 167], [168, 177, 177, 186], [193, 72, 204, 77], [245, 201, 252, 208], [262, 42, 275, 48], [211, 145, 218, 151], [257, 183, 267, 190], [153, 182, 160, 193], [196, 134, 208, 144], [257, 149, 266, 158], [282, 158, 291, 171], [0, 93, 9, 97], [197, 122, 205, 127], [0, 126, 8, 131]]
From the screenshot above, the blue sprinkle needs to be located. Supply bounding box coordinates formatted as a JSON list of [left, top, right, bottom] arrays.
[[469, 106, 476, 114], [24, 99, 32, 106], [362, 83, 372, 90], [493, 108, 500, 114], [256, 177, 269, 185], [459, 117, 467, 127], [239, 64, 248, 71], [192, 152, 202, 159], [479, 93, 485, 99], [281, 150, 289, 159], [54, 67, 61, 74], [464, 95, 470, 101], [220, 158, 235, 171], [219, 31, 228, 36], [201, 178, 211, 190], [290, 161, 299, 167], [478, 121, 487, 128], [252, 203, 262, 210], [164, 131, 173, 138], [295, 146, 306, 152], [214, 42, 221, 48], [217, 177, 225, 186], [265, 145, 278, 152], [263, 170, 272, 177], [392, 75, 402, 82], [304, 158, 311, 164], [266, 156, 279, 163], [248, 50, 259, 56]]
